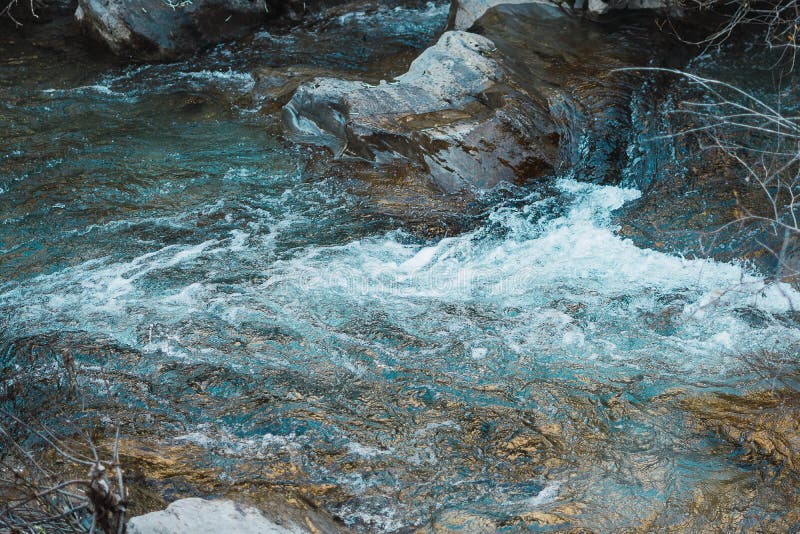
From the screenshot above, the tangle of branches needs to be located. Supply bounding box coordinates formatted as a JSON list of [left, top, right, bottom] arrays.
[[671, 70, 800, 281], [619, 66, 800, 286], [0, 409, 127, 534], [0, 0, 43, 26], [680, 0, 800, 69]]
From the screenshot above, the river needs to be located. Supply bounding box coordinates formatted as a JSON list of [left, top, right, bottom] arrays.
[[1, 2, 799, 531]]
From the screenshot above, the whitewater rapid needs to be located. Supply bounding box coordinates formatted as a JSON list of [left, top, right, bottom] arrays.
[[3, 177, 797, 383]]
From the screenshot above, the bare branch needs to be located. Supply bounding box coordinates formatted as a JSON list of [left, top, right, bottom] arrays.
[[0, 409, 129, 533]]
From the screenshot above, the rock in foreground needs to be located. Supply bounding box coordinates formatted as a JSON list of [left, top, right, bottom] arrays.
[[128, 498, 342, 534]]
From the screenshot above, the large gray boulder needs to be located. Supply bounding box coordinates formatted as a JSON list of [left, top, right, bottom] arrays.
[[283, 3, 684, 192], [75, 0, 269, 60], [448, 0, 546, 30], [74, 0, 348, 60], [283, 29, 557, 192]]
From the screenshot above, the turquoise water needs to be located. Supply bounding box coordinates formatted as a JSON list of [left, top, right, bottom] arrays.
[[2, 5, 799, 531]]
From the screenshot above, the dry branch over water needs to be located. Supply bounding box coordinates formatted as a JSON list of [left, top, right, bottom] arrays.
[[0, 412, 127, 534]]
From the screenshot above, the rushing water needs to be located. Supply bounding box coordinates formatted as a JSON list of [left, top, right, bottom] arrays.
[[2, 3, 799, 531]]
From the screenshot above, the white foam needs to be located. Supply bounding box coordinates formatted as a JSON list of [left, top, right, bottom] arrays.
[[42, 84, 130, 98], [249, 179, 800, 377], [526, 480, 562, 507], [174, 432, 216, 447], [337, 1, 447, 27], [471, 347, 489, 359], [414, 421, 461, 435], [2, 179, 798, 382], [346, 442, 390, 458], [182, 70, 256, 92]]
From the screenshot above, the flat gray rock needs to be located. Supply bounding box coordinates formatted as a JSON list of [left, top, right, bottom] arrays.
[[127, 498, 307, 534]]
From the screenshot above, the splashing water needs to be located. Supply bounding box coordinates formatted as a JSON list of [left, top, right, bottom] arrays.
[[3, 169, 799, 527]]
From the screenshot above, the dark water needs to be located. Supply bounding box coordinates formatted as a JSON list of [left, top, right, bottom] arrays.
[[1, 4, 799, 531]]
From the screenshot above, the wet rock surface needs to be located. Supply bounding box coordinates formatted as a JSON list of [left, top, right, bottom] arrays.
[[682, 383, 800, 474], [447, 0, 672, 30], [73, 0, 380, 60], [472, 4, 687, 183], [615, 139, 781, 269], [285, 3, 694, 192], [283, 29, 553, 193], [660, 383, 800, 532], [613, 40, 800, 273]]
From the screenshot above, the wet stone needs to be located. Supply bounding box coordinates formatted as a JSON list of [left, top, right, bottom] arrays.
[[285, 3, 698, 192]]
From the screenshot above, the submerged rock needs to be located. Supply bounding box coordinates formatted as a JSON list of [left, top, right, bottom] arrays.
[[284, 3, 687, 192], [614, 142, 782, 268], [612, 44, 799, 272], [637, 384, 800, 532], [682, 384, 800, 474]]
